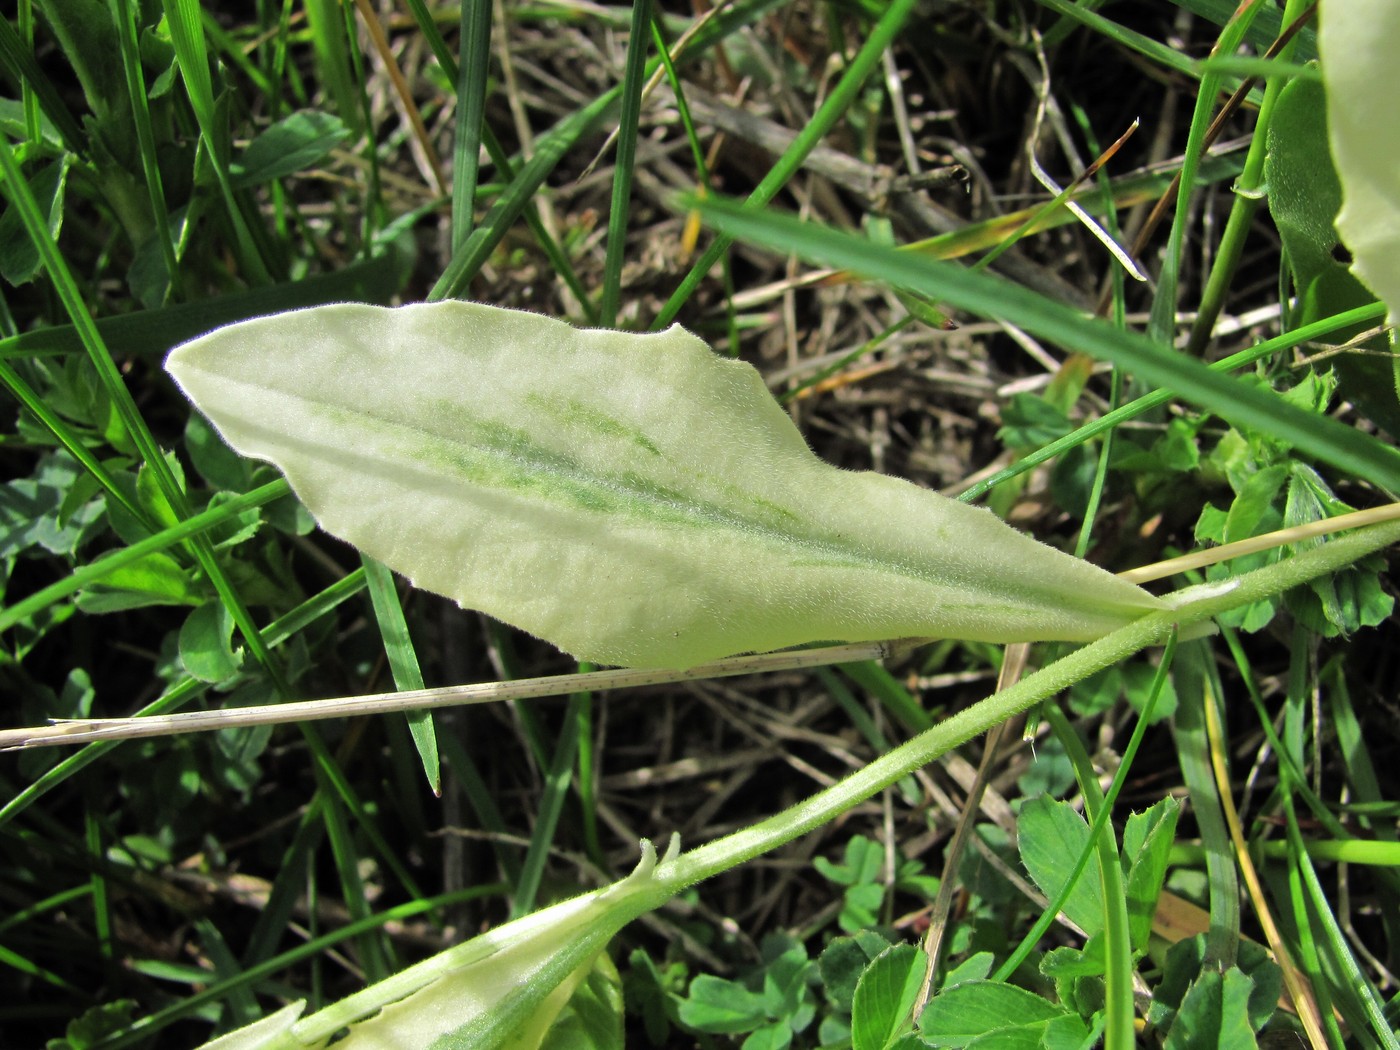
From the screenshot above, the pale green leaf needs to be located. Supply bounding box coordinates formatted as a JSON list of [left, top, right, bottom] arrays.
[[192, 1001, 309, 1050], [166, 302, 1167, 670], [1323, 0, 1400, 323]]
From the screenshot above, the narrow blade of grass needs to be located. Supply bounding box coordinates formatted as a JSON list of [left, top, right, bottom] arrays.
[[694, 197, 1400, 492]]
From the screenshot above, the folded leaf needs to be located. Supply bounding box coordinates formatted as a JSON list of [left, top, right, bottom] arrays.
[[166, 302, 1166, 668]]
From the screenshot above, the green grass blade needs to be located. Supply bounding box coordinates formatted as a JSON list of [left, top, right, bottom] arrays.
[[0, 250, 404, 360], [510, 692, 586, 919], [957, 302, 1387, 504], [1148, 1, 1265, 345], [111, 0, 180, 303], [159, 0, 277, 284], [315, 778, 392, 983], [430, 92, 617, 301], [1173, 641, 1240, 968], [694, 197, 1400, 491], [362, 555, 440, 793], [451, 0, 493, 252], [303, 0, 361, 134], [598, 0, 653, 327], [0, 15, 86, 150], [0, 356, 148, 524], [1284, 791, 1400, 1049]]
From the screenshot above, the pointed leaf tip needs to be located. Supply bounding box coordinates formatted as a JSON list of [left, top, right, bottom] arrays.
[[166, 302, 1165, 668]]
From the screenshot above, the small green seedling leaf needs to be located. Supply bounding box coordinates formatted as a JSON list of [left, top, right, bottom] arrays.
[[0, 155, 69, 285], [1148, 936, 1281, 1037], [167, 302, 1168, 669], [677, 976, 768, 1034], [819, 930, 897, 1010]]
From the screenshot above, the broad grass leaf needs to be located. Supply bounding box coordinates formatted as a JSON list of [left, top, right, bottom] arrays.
[[167, 302, 1166, 669]]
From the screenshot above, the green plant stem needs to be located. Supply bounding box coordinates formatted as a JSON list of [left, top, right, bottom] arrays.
[[1043, 702, 1134, 1050], [1185, 0, 1312, 356], [658, 517, 1400, 891], [112, 0, 181, 302], [1148, 0, 1265, 345]]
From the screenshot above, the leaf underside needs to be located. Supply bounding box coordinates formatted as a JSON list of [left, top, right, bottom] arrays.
[[166, 302, 1165, 668]]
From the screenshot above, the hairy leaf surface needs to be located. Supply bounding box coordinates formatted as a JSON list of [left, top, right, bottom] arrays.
[[166, 302, 1165, 668]]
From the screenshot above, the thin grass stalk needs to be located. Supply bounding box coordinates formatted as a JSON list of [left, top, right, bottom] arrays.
[[160, 0, 276, 284], [1184, 0, 1315, 356], [599, 0, 654, 327], [0, 570, 368, 828], [112, 0, 181, 302], [1148, 0, 1267, 345]]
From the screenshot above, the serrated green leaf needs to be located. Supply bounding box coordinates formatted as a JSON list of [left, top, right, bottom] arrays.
[[1016, 796, 1104, 938], [851, 944, 925, 1050], [166, 302, 1168, 670], [1149, 936, 1281, 1035], [1163, 968, 1257, 1050]]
